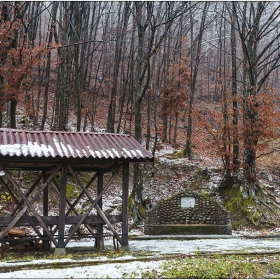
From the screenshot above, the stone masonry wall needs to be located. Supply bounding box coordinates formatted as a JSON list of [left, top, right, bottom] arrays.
[[145, 191, 231, 234]]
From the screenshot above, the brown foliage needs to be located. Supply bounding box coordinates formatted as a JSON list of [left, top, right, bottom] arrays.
[[195, 89, 280, 175], [160, 55, 191, 119], [0, 16, 51, 117]]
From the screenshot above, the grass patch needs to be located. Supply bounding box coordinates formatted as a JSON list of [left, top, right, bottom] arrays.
[[2, 250, 280, 278], [142, 254, 280, 279], [268, 260, 280, 275], [0, 247, 154, 263]]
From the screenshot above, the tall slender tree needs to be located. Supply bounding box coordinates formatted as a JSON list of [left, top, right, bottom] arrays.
[[132, 1, 195, 223], [184, 2, 209, 158], [231, 2, 280, 191]]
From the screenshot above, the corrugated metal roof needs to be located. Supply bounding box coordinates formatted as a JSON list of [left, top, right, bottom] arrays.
[[0, 128, 154, 161]]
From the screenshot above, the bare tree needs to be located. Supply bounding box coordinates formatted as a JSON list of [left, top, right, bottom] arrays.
[[107, 2, 131, 133], [231, 2, 280, 191], [184, 2, 209, 158], [40, 2, 58, 130], [132, 1, 195, 223]]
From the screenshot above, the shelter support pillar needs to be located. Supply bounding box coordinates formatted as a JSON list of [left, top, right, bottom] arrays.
[[56, 164, 67, 255], [122, 162, 129, 246], [42, 171, 49, 250], [95, 172, 104, 249]]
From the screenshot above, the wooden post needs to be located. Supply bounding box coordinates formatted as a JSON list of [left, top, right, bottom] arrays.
[[57, 164, 67, 249], [96, 172, 104, 249], [42, 171, 49, 250], [122, 162, 129, 246]]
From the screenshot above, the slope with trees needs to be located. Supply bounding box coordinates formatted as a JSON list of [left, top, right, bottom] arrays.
[[1, 1, 280, 228]]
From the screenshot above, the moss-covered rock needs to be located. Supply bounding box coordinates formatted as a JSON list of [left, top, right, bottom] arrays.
[[220, 181, 280, 229], [165, 150, 185, 159]]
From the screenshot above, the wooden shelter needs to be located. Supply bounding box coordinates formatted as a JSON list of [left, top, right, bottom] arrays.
[[0, 128, 153, 255]]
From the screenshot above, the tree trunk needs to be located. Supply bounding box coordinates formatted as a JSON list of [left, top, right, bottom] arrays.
[[184, 2, 208, 158], [107, 3, 130, 133], [230, 4, 239, 173], [74, 3, 81, 131], [41, 2, 58, 130]]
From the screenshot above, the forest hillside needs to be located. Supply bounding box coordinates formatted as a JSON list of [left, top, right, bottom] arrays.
[[1, 2, 280, 229]]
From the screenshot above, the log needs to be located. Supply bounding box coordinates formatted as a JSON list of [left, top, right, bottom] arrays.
[[8, 228, 26, 237]]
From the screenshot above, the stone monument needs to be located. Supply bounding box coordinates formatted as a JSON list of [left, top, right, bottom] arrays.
[[144, 191, 232, 235]]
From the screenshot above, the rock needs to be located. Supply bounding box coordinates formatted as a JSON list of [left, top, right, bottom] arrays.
[[54, 248, 66, 256], [212, 175, 221, 183], [204, 181, 216, 190]]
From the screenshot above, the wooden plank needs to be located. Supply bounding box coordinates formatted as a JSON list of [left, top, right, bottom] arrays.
[[58, 164, 67, 248], [1, 156, 153, 173], [0, 215, 122, 227], [122, 162, 129, 246], [66, 215, 122, 224]]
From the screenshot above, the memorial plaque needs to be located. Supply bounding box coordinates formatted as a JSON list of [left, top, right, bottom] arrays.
[[181, 197, 195, 208]]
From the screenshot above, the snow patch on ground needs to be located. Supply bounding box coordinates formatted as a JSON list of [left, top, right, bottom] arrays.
[[1, 259, 165, 279], [2, 237, 280, 278], [154, 145, 175, 157]]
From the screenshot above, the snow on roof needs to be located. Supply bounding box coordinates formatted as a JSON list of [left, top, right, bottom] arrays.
[[0, 128, 154, 161]]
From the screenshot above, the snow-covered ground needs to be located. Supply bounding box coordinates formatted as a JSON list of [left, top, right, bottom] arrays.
[[1, 258, 165, 279], [1, 236, 280, 279]]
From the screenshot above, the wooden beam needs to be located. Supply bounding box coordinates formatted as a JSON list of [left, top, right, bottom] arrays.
[[0, 215, 122, 227], [58, 164, 67, 248], [96, 172, 103, 249], [0, 176, 22, 211], [43, 172, 49, 249], [68, 163, 122, 208], [64, 163, 123, 245], [50, 178, 96, 236], [64, 172, 98, 216], [43, 172, 49, 216], [1, 156, 153, 166], [95, 204, 123, 245], [0, 205, 28, 239], [122, 162, 129, 246], [10, 173, 44, 215], [0, 176, 43, 239], [0, 165, 59, 246]]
